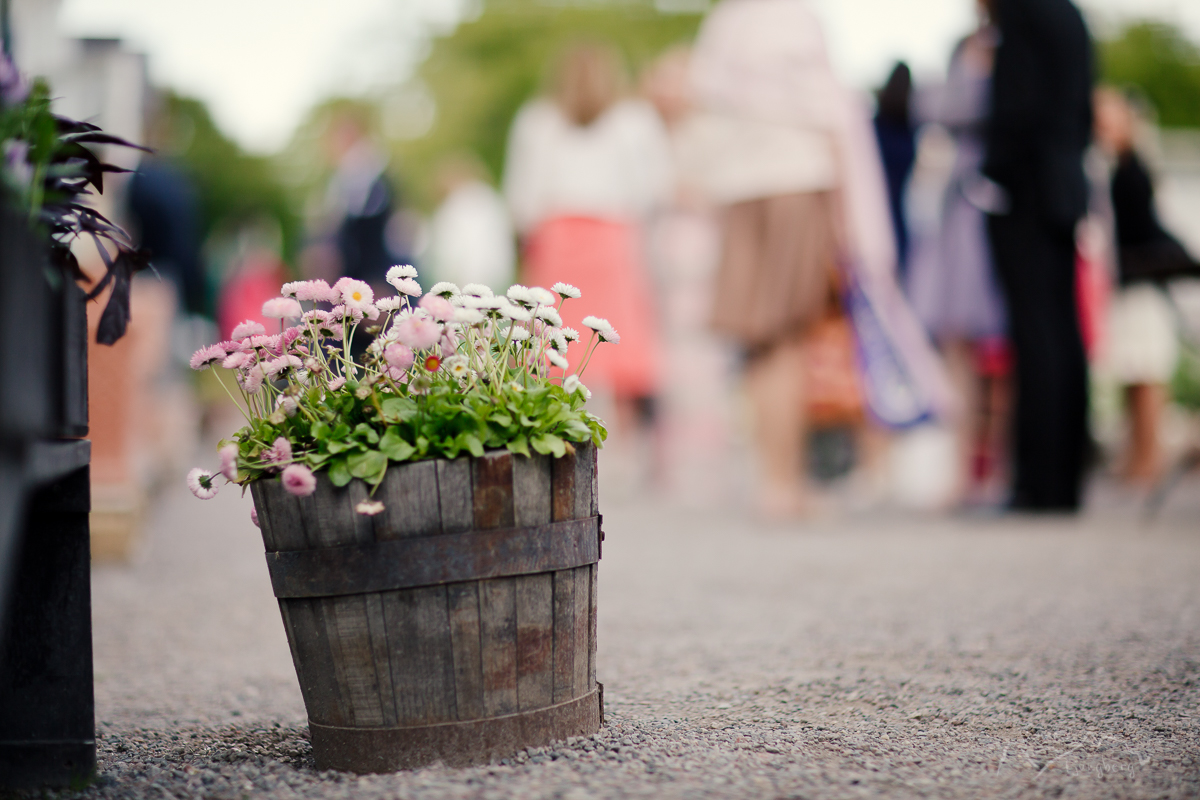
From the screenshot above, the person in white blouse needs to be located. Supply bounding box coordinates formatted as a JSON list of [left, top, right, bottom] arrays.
[[504, 42, 673, 457]]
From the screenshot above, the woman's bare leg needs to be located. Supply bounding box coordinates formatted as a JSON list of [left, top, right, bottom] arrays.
[[745, 336, 809, 515], [942, 339, 980, 503], [1124, 382, 1166, 484]]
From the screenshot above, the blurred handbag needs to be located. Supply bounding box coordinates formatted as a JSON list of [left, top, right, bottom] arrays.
[[841, 260, 956, 429], [803, 310, 865, 426]]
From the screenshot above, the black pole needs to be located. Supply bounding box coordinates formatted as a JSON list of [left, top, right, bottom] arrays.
[[0, 203, 96, 790]]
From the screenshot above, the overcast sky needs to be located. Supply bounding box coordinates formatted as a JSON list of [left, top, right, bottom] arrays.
[[59, 0, 1200, 154]]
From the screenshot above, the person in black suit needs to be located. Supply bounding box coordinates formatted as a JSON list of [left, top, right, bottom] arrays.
[[982, 0, 1094, 511]]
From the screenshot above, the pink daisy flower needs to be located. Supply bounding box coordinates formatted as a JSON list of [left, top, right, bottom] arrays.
[[263, 437, 292, 469], [187, 468, 219, 499], [219, 443, 239, 482], [394, 316, 441, 351], [281, 327, 305, 351], [419, 293, 455, 322], [281, 464, 317, 497], [239, 364, 265, 394], [231, 320, 266, 339], [189, 344, 226, 371], [222, 351, 251, 370], [384, 342, 415, 371], [262, 297, 303, 319], [301, 279, 337, 303], [327, 376, 347, 391], [250, 507, 260, 528]]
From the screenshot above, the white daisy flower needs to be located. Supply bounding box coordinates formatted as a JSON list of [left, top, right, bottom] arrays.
[[560, 327, 581, 343], [552, 331, 569, 353], [534, 306, 563, 327], [506, 284, 534, 307], [463, 295, 505, 311], [335, 277, 374, 311], [499, 299, 532, 322], [386, 264, 418, 288], [507, 326, 532, 342], [563, 375, 590, 398], [528, 286, 557, 307], [552, 282, 581, 299], [428, 281, 461, 298], [376, 296, 403, 313], [393, 277, 422, 296], [547, 350, 568, 370], [582, 316, 620, 343], [453, 308, 485, 325], [462, 283, 493, 297], [444, 355, 470, 378]]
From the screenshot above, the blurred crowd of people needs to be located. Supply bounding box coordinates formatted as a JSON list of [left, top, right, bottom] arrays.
[[129, 0, 1200, 520]]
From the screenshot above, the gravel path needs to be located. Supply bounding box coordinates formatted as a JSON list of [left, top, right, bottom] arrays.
[[60, 468, 1200, 799]]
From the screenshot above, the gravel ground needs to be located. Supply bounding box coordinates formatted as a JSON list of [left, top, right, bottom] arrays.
[[55, 467, 1200, 799]]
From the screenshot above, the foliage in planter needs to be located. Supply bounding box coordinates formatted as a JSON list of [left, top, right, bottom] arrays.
[[1, 53, 149, 345], [187, 271, 613, 509]]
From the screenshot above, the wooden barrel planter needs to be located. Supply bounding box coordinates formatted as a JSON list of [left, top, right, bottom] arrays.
[[249, 444, 603, 773]]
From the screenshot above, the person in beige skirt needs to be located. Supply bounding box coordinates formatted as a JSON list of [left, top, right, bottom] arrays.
[[688, 0, 853, 516]]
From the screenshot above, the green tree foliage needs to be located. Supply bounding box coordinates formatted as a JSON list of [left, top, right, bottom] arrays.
[[1100, 21, 1200, 129], [158, 93, 301, 262], [393, 0, 704, 210]]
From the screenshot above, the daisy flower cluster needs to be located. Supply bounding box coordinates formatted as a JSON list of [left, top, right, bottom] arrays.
[[187, 268, 615, 509]]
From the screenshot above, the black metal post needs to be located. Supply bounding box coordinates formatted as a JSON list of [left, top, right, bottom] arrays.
[[0, 454, 94, 788], [0, 203, 95, 789]]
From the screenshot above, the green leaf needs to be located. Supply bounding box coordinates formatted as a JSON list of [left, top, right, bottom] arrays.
[[347, 449, 387, 481], [326, 440, 360, 454], [353, 423, 380, 444], [531, 433, 565, 458], [460, 432, 484, 458], [311, 421, 332, 441], [381, 396, 419, 423], [506, 434, 531, 458], [380, 428, 416, 462], [328, 457, 353, 487], [491, 413, 512, 427], [561, 419, 592, 439]]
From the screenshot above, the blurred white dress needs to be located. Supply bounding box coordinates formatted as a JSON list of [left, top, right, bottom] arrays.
[[427, 180, 515, 292]]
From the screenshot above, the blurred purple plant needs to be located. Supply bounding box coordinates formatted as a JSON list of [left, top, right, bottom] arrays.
[[3, 139, 31, 186], [1, 52, 150, 345], [0, 53, 30, 107]]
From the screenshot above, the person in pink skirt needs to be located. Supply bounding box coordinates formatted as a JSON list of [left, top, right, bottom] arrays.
[[504, 42, 672, 456]]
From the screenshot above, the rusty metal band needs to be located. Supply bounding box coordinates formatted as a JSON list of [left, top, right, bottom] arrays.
[[265, 516, 601, 599], [310, 688, 602, 773]]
